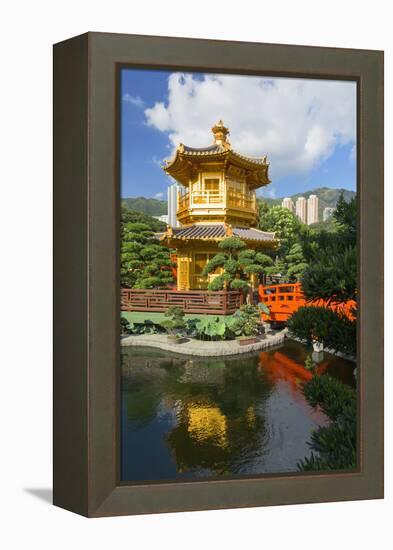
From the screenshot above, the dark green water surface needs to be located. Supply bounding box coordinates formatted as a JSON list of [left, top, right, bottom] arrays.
[[121, 340, 355, 482]]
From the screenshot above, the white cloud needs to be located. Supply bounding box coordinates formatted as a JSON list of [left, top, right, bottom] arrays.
[[144, 73, 356, 180], [123, 93, 144, 108], [154, 192, 164, 199]]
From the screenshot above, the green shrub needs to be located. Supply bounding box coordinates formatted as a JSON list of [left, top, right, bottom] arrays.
[[160, 306, 186, 337], [287, 306, 356, 356], [304, 355, 316, 373], [126, 319, 159, 335], [121, 316, 132, 335], [298, 374, 357, 472], [226, 304, 262, 337]]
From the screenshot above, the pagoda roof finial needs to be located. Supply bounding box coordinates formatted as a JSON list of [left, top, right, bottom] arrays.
[[212, 120, 230, 146]]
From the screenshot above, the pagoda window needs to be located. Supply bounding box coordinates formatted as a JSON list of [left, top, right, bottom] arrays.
[[203, 178, 220, 192]]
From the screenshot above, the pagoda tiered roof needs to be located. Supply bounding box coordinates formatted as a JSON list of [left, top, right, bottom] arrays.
[[160, 223, 277, 247], [163, 121, 271, 189]]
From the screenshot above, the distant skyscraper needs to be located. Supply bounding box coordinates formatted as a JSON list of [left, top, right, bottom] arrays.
[[307, 194, 319, 225], [281, 197, 294, 213], [323, 207, 335, 222], [295, 197, 307, 224], [167, 183, 179, 227]]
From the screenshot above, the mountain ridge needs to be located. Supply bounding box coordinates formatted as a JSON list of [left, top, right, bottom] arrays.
[[260, 187, 356, 219]]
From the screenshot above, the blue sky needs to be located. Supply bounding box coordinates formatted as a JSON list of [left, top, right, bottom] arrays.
[[120, 69, 356, 200]]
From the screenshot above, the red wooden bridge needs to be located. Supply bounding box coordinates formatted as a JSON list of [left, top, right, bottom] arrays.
[[259, 282, 356, 323]]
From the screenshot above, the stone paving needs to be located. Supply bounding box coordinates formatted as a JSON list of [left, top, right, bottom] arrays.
[[121, 329, 287, 357]]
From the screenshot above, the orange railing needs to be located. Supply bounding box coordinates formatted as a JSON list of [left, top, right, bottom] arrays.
[[259, 283, 356, 323], [259, 283, 305, 322], [121, 289, 243, 315]]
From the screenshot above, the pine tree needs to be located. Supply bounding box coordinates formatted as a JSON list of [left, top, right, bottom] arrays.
[[202, 237, 273, 293], [121, 221, 175, 289]]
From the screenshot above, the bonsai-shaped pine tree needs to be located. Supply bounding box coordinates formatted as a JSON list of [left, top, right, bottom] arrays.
[[121, 221, 175, 288], [202, 236, 273, 293], [160, 306, 186, 337]]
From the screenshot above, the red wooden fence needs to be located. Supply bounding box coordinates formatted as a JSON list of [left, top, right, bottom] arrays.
[[121, 288, 243, 315]]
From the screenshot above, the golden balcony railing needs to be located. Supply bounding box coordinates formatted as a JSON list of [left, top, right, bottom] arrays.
[[191, 191, 224, 205], [176, 188, 256, 218], [178, 192, 190, 211], [226, 188, 255, 211]]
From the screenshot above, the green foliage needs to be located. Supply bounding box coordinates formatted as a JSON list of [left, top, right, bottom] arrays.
[[301, 246, 357, 302], [195, 317, 228, 340], [257, 301, 270, 315], [121, 219, 175, 289], [287, 306, 356, 356], [258, 205, 301, 254], [290, 193, 357, 358], [207, 274, 229, 291], [121, 197, 167, 217], [160, 307, 186, 336], [334, 193, 357, 243], [298, 375, 357, 471], [303, 374, 356, 421], [121, 316, 132, 335], [202, 253, 227, 275], [300, 192, 357, 302], [304, 355, 316, 373], [184, 318, 199, 338], [218, 236, 247, 254], [121, 205, 166, 231], [229, 279, 250, 293], [190, 305, 264, 341], [203, 237, 273, 293], [226, 304, 262, 337], [122, 319, 159, 335], [285, 242, 308, 281], [308, 217, 338, 233]]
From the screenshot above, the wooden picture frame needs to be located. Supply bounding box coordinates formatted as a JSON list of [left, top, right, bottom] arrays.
[[53, 32, 384, 517]]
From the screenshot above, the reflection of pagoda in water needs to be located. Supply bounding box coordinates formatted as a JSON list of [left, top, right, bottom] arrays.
[[164, 356, 272, 475], [160, 121, 278, 290]]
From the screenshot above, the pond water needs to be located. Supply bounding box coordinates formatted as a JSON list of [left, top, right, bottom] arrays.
[[121, 340, 355, 483]]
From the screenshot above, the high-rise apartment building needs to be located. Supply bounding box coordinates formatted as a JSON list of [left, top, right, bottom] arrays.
[[167, 183, 180, 227], [295, 197, 307, 224], [307, 194, 319, 225], [281, 197, 294, 213]]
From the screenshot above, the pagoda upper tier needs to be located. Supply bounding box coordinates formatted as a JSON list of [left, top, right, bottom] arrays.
[[164, 120, 270, 189], [163, 121, 271, 226]]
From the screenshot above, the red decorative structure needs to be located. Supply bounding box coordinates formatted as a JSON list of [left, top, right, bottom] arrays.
[[259, 283, 356, 323]]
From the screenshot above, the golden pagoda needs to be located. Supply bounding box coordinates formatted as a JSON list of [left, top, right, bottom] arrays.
[[160, 121, 278, 290]]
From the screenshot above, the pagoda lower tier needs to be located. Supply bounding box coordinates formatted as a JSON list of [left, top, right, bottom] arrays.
[[160, 223, 278, 291]]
